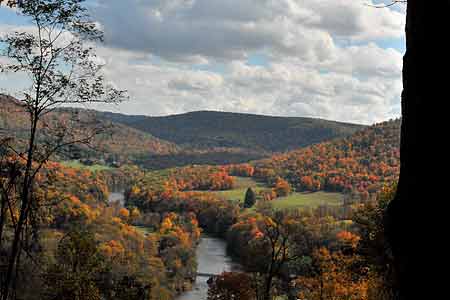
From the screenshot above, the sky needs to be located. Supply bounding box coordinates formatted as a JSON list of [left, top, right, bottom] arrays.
[[0, 0, 406, 125]]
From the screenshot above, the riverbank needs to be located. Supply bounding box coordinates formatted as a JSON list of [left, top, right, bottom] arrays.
[[107, 190, 243, 299]]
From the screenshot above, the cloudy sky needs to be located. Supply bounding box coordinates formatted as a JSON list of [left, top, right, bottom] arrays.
[[0, 0, 406, 125]]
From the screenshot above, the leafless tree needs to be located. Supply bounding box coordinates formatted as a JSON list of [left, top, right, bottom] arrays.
[[0, 1, 126, 299]]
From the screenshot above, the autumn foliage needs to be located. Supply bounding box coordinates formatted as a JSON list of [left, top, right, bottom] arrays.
[[207, 272, 256, 300], [251, 120, 400, 200], [0, 118, 402, 300], [295, 247, 368, 300], [0, 158, 202, 299]]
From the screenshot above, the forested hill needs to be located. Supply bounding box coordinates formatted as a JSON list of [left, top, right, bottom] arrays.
[[1, 94, 366, 168], [96, 110, 365, 152], [251, 119, 401, 199], [0, 94, 180, 161]]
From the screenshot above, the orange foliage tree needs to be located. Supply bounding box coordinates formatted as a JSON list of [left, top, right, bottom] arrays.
[[273, 177, 291, 197], [207, 272, 256, 300], [294, 247, 368, 300]]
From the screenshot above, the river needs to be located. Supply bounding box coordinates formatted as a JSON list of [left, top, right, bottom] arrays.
[[107, 190, 241, 300], [177, 236, 241, 300]]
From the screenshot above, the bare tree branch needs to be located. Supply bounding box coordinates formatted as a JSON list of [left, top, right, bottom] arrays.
[[0, 1, 128, 298], [365, 0, 406, 8]]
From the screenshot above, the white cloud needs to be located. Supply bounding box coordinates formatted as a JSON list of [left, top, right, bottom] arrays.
[[304, 0, 405, 41], [94, 0, 405, 62], [1, 1, 406, 124], [91, 40, 402, 125]]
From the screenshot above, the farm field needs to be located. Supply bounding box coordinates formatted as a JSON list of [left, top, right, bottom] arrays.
[[271, 191, 344, 210], [61, 160, 113, 172], [211, 177, 344, 210], [212, 177, 269, 202]]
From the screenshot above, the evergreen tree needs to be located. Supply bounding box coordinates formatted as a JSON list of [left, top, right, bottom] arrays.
[[244, 188, 256, 208]]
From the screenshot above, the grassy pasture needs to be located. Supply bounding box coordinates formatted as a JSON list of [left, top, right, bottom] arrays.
[[61, 160, 113, 172], [271, 192, 343, 210], [212, 177, 344, 210], [212, 177, 269, 203]]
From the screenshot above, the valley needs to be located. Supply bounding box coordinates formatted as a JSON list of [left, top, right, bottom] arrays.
[[0, 94, 401, 300], [1, 94, 365, 169]]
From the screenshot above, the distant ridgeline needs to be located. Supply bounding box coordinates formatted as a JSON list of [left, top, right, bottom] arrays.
[[95, 110, 365, 168], [96, 110, 364, 153], [1, 94, 365, 169]]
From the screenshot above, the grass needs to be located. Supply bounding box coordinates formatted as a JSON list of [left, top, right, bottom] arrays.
[[213, 177, 269, 202], [211, 177, 344, 210], [271, 191, 343, 210], [232, 177, 263, 189], [61, 160, 113, 172]]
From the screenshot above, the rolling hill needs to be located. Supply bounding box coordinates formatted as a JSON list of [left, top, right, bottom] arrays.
[[0, 94, 180, 162], [96, 110, 365, 153], [249, 119, 401, 200], [1, 94, 366, 168]]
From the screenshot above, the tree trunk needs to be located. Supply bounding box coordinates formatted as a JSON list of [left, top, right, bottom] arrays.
[[385, 1, 450, 299], [263, 274, 273, 300], [0, 196, 7, 248], [2, 115, 38, 300]]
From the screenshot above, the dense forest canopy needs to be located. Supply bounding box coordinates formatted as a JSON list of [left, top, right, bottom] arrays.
[[251, 119, 400, 198], [97, 110, 364, 152]]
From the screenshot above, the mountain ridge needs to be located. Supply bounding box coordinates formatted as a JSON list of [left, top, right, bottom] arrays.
[[95, 109, 365, 153], [1, 94, 367, 168]]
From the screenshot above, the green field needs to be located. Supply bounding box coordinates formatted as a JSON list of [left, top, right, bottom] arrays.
[[61, 160, 113, 172], [212, 177, 344, 210], [213, 177, 269, 203], [271, 192, 343, 210]]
